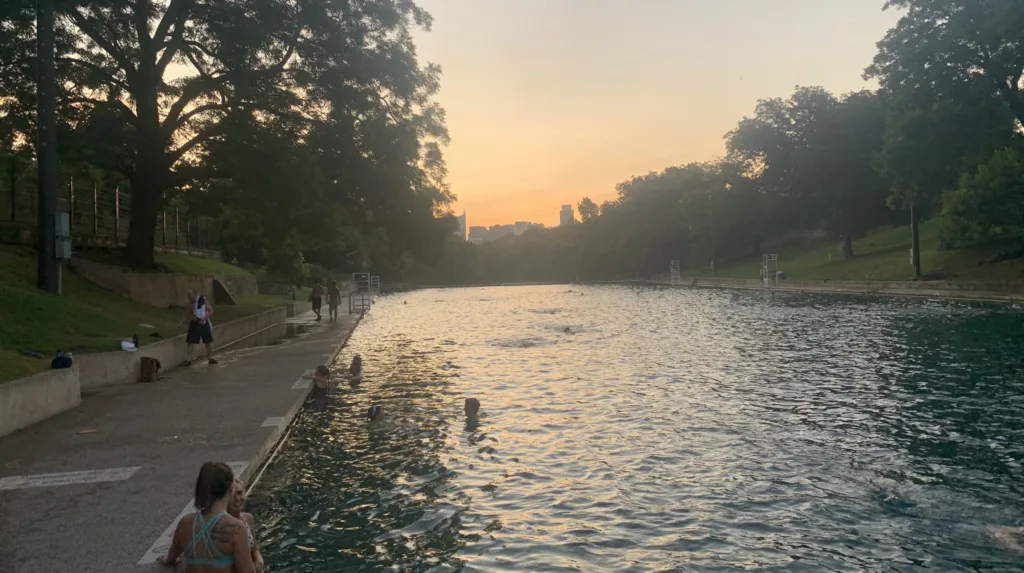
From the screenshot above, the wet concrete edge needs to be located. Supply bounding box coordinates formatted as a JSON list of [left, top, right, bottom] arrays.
[[237, 312, 364, 487]]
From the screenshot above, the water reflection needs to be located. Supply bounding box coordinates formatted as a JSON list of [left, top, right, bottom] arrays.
[[248, 285, 1024, 572]]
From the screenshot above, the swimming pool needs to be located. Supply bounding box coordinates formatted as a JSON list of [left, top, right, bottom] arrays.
[[247, 285, 1024, 571]]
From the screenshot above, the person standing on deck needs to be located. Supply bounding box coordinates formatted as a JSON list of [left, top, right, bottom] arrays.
[[184, 289, 217, 366], [310, 280, 325, 321], [327, 281, 342, 323]]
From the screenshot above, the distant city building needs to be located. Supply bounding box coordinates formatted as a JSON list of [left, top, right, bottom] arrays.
[[455, 210, 467, 240], [514, 221, 545, 235], [468, 221, 545, 243], [559, 205, 575, 226]]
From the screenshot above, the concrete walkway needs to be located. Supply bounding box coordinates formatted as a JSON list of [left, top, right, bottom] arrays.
[[0, 309, 361, 573]]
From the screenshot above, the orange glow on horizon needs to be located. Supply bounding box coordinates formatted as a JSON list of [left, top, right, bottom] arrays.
[[415, 0, 900, 228]]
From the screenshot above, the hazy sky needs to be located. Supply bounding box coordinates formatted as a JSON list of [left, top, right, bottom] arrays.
[[413, 0, 901, 228]]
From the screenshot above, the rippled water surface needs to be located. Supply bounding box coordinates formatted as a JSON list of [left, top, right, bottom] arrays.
[[248, 285, 1024, 572]]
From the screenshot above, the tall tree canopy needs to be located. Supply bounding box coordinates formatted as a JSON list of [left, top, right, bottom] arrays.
[[0, 0, 450, 267], [868, 0, 1024, 123]]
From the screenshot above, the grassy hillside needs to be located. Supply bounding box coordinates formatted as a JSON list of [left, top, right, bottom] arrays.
[[705, 220, 1024, 281], [155, 252, 250, 274], [0, 246, 276, 382]]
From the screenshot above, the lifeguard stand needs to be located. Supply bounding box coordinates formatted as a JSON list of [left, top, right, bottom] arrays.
[[762, 254, 778, 287], [669, 260, 681, 285]]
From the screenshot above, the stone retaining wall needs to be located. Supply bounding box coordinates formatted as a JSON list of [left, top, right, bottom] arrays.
[[654, 277, 1024, 303], [69, 257, 258, 308], [0, 367, 81, 438], [75, 307, 288, 390]]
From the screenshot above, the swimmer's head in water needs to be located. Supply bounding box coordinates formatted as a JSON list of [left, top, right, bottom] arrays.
[[367, 405, 384, 422], [464, 397, 480, 418]]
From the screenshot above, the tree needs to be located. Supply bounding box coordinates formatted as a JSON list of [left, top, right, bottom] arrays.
[[875, 96, 1014, 276], [943, 147, 1024, 246], [577, 197, 599, 222], [796, 91, 895, 259], [726, 86, 838, 231], [868, 0, 1024, 125], [0, 0, 447, 267]]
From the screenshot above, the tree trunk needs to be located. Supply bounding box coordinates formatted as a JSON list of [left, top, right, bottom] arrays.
[[910, 202, 921, 279], [124, 74, 166, 269], [841, 234, 854, 260]]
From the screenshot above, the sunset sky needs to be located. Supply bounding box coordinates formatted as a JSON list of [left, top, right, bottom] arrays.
[[413, 0, 901, 228]]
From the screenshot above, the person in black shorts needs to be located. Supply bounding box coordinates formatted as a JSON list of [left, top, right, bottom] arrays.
[[327, 281, 342, 323], [309, 280, 325, 321], [184, 290, 217, 365]]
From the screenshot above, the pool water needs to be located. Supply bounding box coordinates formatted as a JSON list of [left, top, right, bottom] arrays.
[[247, 285, 1024, 572]]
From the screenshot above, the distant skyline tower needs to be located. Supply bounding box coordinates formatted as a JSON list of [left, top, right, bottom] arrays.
[[559, 204, 575, 226], [455, 210, 467, 240]]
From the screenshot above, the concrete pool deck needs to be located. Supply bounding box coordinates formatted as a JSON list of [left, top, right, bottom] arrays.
[[0, 309, 361, 573]]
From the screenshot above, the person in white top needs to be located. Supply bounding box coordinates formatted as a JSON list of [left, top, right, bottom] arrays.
[[184, 289, 217, 365]]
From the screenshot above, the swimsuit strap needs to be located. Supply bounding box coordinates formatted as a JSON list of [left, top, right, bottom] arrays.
[[243, 516, 255, 549], [186, 511, 234, 567]]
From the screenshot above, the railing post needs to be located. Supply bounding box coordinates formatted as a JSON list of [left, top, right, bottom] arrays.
[[161, 210, 166, 246], [92, 182, 98, 235], [114, 185, 120, 241], [186, 215, 191, 253], [7, 155, 15, 223], [69, 176, 74, 234]]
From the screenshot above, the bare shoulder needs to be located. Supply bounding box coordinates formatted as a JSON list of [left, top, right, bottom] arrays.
[[172, 512, 194, 543], [242, 512, 256, 528]]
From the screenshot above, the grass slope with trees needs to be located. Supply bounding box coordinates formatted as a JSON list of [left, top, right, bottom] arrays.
[[0, 245, 287, 382]]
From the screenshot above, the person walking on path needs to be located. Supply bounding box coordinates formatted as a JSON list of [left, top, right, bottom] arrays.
[[327, 280, 342, 323], [310, 280, 325, 321], [158, 462, 256, 572], [185, 289, 217, 366]]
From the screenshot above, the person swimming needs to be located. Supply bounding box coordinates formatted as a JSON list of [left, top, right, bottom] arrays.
[[347, 354, 363, 386], [464, 398, 480, 419], [313, 365, 330, 388], [367, 404, 385, 422]]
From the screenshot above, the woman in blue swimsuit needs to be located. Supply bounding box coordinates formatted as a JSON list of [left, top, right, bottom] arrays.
[[158, 462, 256, 572]]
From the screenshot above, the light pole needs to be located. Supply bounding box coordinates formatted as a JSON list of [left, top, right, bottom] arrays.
[[36, 0, 59, 293]]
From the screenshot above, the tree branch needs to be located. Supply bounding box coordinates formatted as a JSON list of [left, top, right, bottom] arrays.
[[62, 96, 139, 125], [169, 126, 220, 164], [269, 28, 302, 75], [167, 102, 227, 133], [132, 0, 154, 59], [163, 75, 223, 131], [65, 8, 135, 74], [154, 0, 196, 76], [57, 57, 130, 92]]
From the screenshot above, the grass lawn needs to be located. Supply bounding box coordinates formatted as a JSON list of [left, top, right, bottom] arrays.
[[154, 252, 250, 274], [0, 245, 283, 383], [703, 220, 1024, 282]]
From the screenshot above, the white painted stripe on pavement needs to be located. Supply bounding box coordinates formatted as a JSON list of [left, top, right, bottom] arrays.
[[291, 369, 313, 390], [137, 462, 248, 565], [262, 416, 284, 428], [0, 466, 141, 491]]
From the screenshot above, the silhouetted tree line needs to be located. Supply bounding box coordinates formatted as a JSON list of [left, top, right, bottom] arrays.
[[1, 0, 455, 277], [411, 0, 1024, 285]]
